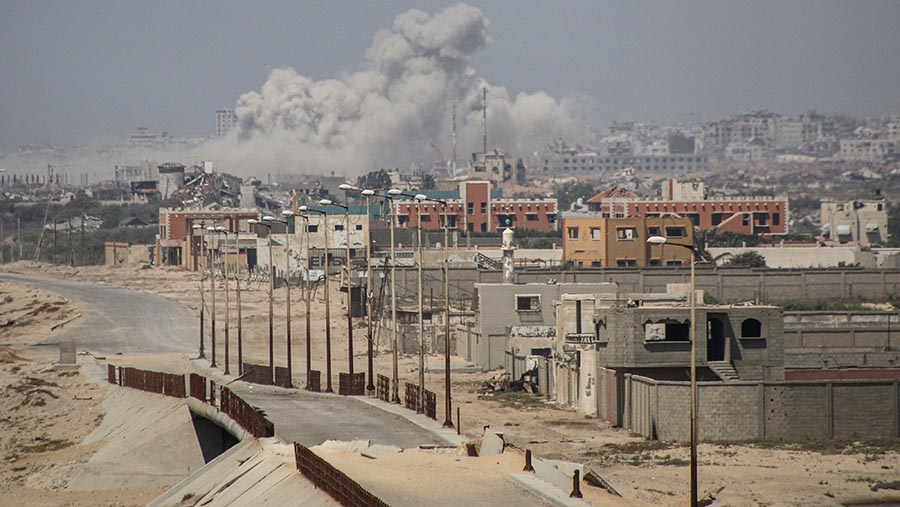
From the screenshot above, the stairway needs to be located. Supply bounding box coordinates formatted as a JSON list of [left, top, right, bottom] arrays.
[[708, 361, 740, 381], [474, 252, 502, 271]]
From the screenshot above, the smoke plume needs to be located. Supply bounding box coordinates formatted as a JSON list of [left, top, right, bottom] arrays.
[[203, 3, 589, 177]]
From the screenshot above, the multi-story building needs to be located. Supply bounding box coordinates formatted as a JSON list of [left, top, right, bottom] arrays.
[[393, 180, 557, 233], [820, 197, 889, 246], [561, 215, 694, 267], [215, 109, 238, 137], [156, 208, 260, 269], [466, 149, 526, 187], [585, 183, 789, 238], [836, 137, 897, 163]]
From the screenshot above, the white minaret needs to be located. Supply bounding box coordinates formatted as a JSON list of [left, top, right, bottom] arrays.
[[502, 227, 515, 283]]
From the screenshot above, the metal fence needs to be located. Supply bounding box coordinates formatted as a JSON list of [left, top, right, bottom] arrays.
[[339, 372, 366, 396], [307, 370, 321, 392], [116, 366, 186, 398], [376, 374, 390, 402], [107, 364, 116, 384], [189, 373, 206, 400], [294, 442, 390, 507], [404, 382, 418, 411], [423, 389, 436, 420], [219, 386, 275, 438]]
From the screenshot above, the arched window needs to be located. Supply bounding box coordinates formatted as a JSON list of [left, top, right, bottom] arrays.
[[741, 318, 762, 338]]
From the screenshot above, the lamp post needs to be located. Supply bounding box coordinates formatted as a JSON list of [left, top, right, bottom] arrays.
[[321, 198, 354, 384], [413, 193, 427, 413], [205, 225, 218, 368], [647, 234, 697, 507], [192, 223, 206, 360], [249, 218, 276, 383], [266, 212, 295, 388], [341, 184, 378, 394], [214, 226, 231, 375], [302, 206, 332, 392], [298, 207, 313, 388], [233, 225, 243, 376], [385, 189, 402, 403]]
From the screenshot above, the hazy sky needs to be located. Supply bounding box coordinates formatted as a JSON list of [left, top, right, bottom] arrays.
[[2, 0, 899, 150]]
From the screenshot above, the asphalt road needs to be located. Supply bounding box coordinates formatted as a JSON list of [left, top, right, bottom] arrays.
[[0, 272, 443, 447]]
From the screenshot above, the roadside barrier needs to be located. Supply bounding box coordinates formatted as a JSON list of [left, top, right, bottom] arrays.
[[423, 389, 437, 420], [307, 370, 321, 392], [107, 364, 116, 384], [116, 366, 186, 398], [294, 442, 390, 507], [376, 374, 390, 402], [404, 382, 418, 411], [339, 372, 365, 396], [219, 386, 275, 438], [189, 373, 205, 400]]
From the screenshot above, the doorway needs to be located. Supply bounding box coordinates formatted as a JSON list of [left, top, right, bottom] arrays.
[[707, 316, 726, 361]]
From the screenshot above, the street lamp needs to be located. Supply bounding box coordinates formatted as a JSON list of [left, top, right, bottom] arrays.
[[205, 225, 218, 368], [385, 189, 403, 403], [192, 223, 206, 360], [265, 212, 295, 388], [412, 193, 427, 413], [249, 218, 276, 383], [322, 197, 355, 386], [303, 206, 333, 393], [298, 207, 313, 389], [214, 225, 231, 376], [647, 234, 698, 507], [341, 184, 378, 394]]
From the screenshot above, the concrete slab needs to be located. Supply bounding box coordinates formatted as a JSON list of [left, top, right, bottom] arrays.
[[479, 431, 505, 456], [361, 444, 403, 459], [509, 473, 594, 507], [532, 457, 573, 494]]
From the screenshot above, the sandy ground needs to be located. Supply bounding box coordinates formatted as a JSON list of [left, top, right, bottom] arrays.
[[3, 261, 900, 506]]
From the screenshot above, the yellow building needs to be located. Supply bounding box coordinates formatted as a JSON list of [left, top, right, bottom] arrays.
[[562, 213, 694, 267]]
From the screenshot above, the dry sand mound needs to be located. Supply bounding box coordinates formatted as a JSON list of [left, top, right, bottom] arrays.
[[0, 345, 29, 363]]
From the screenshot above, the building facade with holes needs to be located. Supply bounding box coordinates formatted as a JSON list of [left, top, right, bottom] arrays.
[[552, 289, 784, 417], [393, 180, 558, 233], [561, 214, 694, 267], [156, 208, 260, 270]]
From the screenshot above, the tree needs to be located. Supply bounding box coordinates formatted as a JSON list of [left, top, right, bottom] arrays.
[[724, 251, 767, 268], [553, 181, 596, 211], [357, 168, 393, 190]]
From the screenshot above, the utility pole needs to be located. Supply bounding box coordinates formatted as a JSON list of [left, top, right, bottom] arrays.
[[208, 225, 217, 368], [192, 223, 206, 359], [18, 217, 22, 262], [216, 226, 230, 376], [416, 195, 426, 413], [235, 228, 243, 376], [442, 201, 453, 429]]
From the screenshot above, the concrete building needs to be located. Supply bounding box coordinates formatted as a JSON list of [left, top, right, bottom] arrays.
[[157, 163, 186, 200], [463, 282, 618, 371], [586, 184, 789, 238], [394, 180, 558, 233], [820, 197, 888, 246], [216, 109, 238, 137], [837, 137, 897, 163], [561, 214, 694, 267], [466, 149, 526, 188], [156, 208, 260, 269]]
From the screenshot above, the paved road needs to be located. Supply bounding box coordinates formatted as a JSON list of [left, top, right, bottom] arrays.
[[0, 272, 442, 447]]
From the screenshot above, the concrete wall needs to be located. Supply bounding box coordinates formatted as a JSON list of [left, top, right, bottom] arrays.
[[622, 374, 900, 442], [708, 246, 874, 269], [783, 311, 900, 369], [392, 266, 900, 304]]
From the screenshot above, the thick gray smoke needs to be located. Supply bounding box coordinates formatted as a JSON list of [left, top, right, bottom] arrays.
[[202, 3, 589, 177]]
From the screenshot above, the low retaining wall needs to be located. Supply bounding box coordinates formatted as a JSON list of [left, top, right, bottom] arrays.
[[623, 373, 900, 442], [108, 365, 186, 398]]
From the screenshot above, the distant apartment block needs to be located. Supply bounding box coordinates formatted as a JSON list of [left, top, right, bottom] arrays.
[[542, 152, 708, 174], [837, 137, 897, 163], [216, 109, 238, 137], [393, 180, 557, 233], [820, 198, 888, 246], [585, 181, 789, 238], [561, 214, 694, 267]]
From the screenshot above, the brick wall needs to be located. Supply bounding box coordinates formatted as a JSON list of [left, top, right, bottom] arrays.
[[623, 375, 900, 442]]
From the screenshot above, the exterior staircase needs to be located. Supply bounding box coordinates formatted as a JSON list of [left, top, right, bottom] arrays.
[[708, 361, 740, 381], [474, 252, 502, 271]]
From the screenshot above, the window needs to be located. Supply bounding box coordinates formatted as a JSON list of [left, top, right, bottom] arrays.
[[685, 213, 700, 226], [480, 223, 487, 232], [665, 259, 684, 266], [757, 214, 768, 226], [877, 203, 884, 211], [526, 213, 538, 221], [591, 260, 603, 267], [616, 227, 637, 241], [420, 215, 431, 222], [741, 318, 762, 338], [616, 259, 637, 267], [711, 213, 724, 226], [665, 227, 686, 238], [648, 258, 661, 266], [480, 203, 487, 214], [742, 214, 750, 226], [590, 227, 603, 241], [398, 216, 409, 226], [516, 295, 540, 312], [644, 321, 691, 342], [567, 227, 579, 240], [836, 204, 845, 211], [355, 224, 363, 230], [773, 213, 781, 226], [334, 224, 344, 231], [307, 224, 319, 233], [647, 226, 661, 236], [467, 203, 474, 215]]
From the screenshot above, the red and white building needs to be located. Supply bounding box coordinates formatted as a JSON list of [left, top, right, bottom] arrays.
[[394, 181, 558, 233]]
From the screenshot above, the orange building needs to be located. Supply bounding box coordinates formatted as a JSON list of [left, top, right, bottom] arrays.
[[562, 213, 694, 267]]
